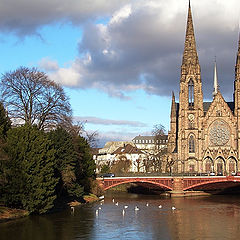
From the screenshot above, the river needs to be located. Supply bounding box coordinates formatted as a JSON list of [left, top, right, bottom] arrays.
[[1, 192, 240, 240]]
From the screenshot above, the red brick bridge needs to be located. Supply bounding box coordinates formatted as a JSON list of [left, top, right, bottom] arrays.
[[97, 176, 240, 196]]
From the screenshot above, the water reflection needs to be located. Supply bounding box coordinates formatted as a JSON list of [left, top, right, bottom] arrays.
[[1, 193, 240, 240]]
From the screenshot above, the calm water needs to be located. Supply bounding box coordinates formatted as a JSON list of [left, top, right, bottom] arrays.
[[1, 192, 240, 240]]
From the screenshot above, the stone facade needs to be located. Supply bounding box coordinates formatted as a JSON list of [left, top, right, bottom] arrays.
[[168, 3, 240, 175], [132, 135, 168, 151]]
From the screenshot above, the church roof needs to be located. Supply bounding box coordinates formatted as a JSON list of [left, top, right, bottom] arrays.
[[203, 102, 211, 113], [174, 101, 234, 116], [203, 101, 234, 114]]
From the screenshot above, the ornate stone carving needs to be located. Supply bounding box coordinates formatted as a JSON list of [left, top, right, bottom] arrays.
[[209, 120, 230, 146]]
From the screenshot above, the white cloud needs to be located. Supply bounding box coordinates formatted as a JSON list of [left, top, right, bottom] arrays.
[[73, 116, 147, 127], [39, 57, 59, 71], [39, 0, 240, 100], [109, 4, 132, 25], [0, 0, 130, 36]]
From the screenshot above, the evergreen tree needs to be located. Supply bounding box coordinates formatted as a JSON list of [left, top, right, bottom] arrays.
[[2, 125, 57, 214], [48, 127, 84, 198], [0, 102, 11, 196], [73, 135, 96, 192], [0, 102, 11, 139]]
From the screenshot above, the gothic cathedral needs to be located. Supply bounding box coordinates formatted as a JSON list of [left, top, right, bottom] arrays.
[[168, 3, 240, 175]]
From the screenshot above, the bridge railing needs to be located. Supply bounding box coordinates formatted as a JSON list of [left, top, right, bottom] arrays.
[[96, 172, 225, 178]]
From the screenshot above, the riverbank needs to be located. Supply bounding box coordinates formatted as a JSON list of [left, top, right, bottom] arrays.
[[0, 207, 29, 223], [0, 193, 100, 223]]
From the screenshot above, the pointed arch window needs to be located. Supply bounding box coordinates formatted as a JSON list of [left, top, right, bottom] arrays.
[[188, 79, 194, 109], [189, 135, 195, 153]]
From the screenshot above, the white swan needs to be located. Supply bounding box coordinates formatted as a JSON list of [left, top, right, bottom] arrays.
[[135, 206, 139, 211]]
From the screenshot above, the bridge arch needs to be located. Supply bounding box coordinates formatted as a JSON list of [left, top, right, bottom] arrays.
[[103, 179, 173, 191], [183, 178, 240, 191]]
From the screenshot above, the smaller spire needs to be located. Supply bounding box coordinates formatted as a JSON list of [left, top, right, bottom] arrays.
[[235, 32, 240, 81], [213, 57, 219, 97], [170, 91, 176, 119]]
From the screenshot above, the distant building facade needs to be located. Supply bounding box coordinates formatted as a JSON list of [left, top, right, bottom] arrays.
[[95, 136, 168, 173], [132, 135, 168, 151], [168, 3, 240, 175], [95, 141, 134, 173]]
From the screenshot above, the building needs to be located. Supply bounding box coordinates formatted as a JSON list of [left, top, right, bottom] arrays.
[[95, 141, 134, 173], [132, 135, 168, 151], [168, 2, 240, 175], [112, 144, 146, 172], [95, 136, 168, 173]]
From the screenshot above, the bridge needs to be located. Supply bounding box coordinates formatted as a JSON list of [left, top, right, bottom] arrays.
[[97, 176, 240, 197]]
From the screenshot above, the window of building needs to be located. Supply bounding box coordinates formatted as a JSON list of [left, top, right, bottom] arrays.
[[188, 79, 194, 109], [189, 164, 195, 172], [189, 135, 195, 153], [205, 158, 212, 172]]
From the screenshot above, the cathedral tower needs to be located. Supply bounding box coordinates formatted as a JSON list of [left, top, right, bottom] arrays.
[[177, 1, 203, 170], [234, 34, 240, 157]]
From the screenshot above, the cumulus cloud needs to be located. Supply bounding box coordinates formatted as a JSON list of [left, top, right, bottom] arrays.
[[2, 0, 238, 100], [37, 0, 240, 100], [73, 116, 147, 127], [39, 57, 59, 71], [0, 0, 129, 36]]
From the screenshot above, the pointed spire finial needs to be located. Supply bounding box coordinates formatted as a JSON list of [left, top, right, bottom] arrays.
[[213, 57, 219, 97], [238, 30, 240, 53], [171, 91, 176, 119], [182, 0, 199, 68], [235, 31, 240, 81]]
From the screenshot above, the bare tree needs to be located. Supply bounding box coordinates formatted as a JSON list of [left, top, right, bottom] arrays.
[[111, 156, 131, 174], [141, 124, 168, 173], [67, 121, 99, 148], [152, 124, 166, 150], [132, 155, 145, 173], [0, 67, 72, 130]]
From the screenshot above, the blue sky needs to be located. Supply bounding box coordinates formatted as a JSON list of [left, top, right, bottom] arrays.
[[0, 0, 239, 146]]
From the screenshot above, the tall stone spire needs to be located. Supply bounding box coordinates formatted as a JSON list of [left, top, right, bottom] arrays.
[[179, 1, 203, 113], [170, 91, 176, 118], [213, 59, 218, 96], [235, 33, 240, 81], [234, 32, 240, 114], [181, 0, 199, 75]]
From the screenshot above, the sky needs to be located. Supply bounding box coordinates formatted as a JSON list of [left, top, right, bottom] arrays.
[[0, 0, 239, 147]]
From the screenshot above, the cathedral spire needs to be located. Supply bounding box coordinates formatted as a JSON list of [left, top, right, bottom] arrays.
[[170, 91, 176, 119], [182, 0, 199, 68], [213, 58, 219, 96], [235, 32, 240, 81]]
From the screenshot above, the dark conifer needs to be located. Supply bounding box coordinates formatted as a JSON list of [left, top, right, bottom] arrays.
[[2, 125, 57, 214]]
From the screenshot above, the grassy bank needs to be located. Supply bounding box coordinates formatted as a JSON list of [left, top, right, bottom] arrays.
[[0, 206, 29, 223], [0, 194, 100, 222], [68, 193, 99, 207]]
